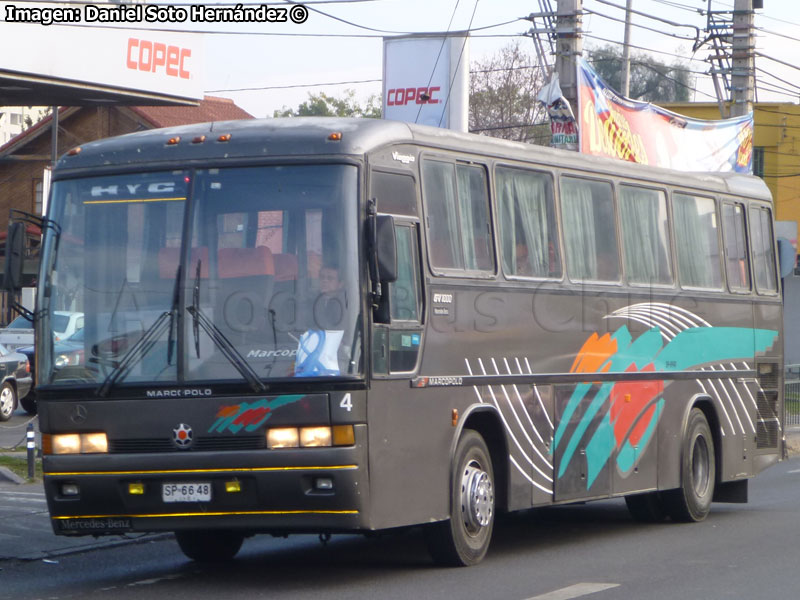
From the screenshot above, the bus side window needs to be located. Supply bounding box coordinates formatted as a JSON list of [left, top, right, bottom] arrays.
[[561, 177, 619, 282], [496, 167, 560, 279], [722, 202, 751, 291], [421, 159, 494, 274], [749, 206, 778, 294], [673, 193, 722, 290], [619, 185, 672, 286]]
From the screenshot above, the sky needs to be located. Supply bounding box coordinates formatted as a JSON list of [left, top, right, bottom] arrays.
[[2, 0, 799, 118], [195, 0, 800, 117]]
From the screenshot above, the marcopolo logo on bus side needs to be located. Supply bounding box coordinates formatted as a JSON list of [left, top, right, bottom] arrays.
[[146, 388, 213, 398]]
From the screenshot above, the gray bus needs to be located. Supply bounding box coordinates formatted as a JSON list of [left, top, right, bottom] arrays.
[[9, 118, 784, 566]]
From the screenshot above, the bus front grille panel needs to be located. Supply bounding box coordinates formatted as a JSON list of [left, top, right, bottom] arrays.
[[108, 436, 266, 453], [756, 390, 779, 449]]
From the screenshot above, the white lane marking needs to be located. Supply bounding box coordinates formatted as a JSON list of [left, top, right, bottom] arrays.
[[127, 574, 184, 587], [787, 469, 800, 474], [525, 583, 620, 600]]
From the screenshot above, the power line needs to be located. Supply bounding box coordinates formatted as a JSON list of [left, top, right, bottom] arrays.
[[584, 7, 698, 42], [589, 0, 701, 33], [20, 19, 522, 38], [207, 78, 381, 93]]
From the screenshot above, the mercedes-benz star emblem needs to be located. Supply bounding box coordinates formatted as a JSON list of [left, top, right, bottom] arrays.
[[172, 423, 193, 449], [70, 404, 88, 424]]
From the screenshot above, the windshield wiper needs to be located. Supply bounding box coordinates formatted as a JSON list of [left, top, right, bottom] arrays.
[[188, 260, 267, 393], [97, 266, 182, 397]]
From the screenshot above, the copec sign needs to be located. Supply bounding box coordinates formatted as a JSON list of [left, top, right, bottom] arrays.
[[0, 23, 203, 102]]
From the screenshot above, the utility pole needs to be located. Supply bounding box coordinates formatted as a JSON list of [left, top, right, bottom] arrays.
[[554, 0, 583, 115], [621, 0, 633, 97], [730, 0, 755, 117]]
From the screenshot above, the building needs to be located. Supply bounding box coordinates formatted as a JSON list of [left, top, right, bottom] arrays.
[[0, 96, 253, 230], [0, 107, 49, 146]]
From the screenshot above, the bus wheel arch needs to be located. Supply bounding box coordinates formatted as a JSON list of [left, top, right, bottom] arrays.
[[424, 410, 505, 567], [458, 408, 509, 513]]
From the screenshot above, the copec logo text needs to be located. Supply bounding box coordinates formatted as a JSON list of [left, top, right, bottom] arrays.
[[386, 86, 440, 106], [127, 38, 192, 79]]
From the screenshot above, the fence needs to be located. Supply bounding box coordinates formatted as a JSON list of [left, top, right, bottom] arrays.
[[786, 379, 800, 427]]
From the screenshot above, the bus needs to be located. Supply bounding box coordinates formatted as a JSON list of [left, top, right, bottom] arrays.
[[6, 117, 785, 566]]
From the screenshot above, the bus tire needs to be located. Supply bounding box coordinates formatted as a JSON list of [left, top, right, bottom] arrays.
[[625, 491, 667, 522], [663, 408, 715, 522], [20, 392, 37, 415], [175, 530, 244, 562], [424, 430, 495, 567]]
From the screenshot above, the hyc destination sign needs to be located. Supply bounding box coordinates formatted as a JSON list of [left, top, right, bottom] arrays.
[[4, 3, 310, 25]]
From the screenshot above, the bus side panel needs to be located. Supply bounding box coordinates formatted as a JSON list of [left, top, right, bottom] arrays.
[[752, 298, 783, 473], [366, 379, 453, 530]]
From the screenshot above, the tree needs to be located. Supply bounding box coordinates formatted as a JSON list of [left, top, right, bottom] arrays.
[[273, 89, 381, 119], [469, 41, 550, 145], [587, 45, 695, 102]]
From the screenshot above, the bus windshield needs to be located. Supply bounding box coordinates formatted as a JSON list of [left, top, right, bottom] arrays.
[[43, 164, 362, 389]]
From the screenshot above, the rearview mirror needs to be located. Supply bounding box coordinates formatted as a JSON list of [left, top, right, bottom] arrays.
[[777, 238, 795, 279], [376, 215, 397, 283], [3, 221, 25, 292]]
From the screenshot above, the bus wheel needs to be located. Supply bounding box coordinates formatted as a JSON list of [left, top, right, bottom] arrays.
[[20, 393, 36, 415], [175, 530, 244, 562], [625, 492, 667, 522], [663, 408, 716, 522], [424, 430, 495, 566]]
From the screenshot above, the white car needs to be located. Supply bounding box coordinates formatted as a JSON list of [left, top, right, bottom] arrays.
[[0, 311, 84, 351]]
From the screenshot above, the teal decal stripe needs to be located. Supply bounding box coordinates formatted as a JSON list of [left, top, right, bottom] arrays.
[[585, 417, 615, 487], [553, 382, 591, 454], [654, 327, 778, 371], [557, 323, 778, 491]]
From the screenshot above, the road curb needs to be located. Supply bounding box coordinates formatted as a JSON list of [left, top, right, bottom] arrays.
[[0, 466, 24, 484], [8, 533, 174, 562]]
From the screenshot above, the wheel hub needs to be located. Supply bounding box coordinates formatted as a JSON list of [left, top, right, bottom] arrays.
[[461, 461, 494, 534]]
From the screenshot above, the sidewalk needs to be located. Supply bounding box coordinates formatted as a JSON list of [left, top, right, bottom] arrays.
[[0, 477, 169, 562]]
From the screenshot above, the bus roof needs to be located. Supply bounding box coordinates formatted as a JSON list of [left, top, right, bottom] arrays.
[[56, 117, 771, 202]]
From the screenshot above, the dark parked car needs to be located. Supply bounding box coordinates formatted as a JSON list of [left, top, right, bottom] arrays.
[[0, 342, 32, 421], [18, 328, 84, 415]]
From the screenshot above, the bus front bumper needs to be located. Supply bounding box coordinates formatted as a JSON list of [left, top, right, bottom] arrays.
[[43, 431, 369, 536]]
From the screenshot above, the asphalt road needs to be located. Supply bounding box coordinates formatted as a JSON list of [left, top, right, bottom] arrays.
[[2, 454, 800, 600]]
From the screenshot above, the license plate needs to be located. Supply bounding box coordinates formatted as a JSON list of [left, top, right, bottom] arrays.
[[162, 482, 212, 503]]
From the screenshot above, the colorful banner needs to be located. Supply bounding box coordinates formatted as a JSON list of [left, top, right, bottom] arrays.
[[577, 58, 753, 173]]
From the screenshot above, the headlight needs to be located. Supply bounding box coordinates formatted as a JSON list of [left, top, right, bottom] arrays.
[[265, 425, 354, 449], [299, 427, 332, 448], [46, 432, 108, 455], [267, 428, 299, 449]]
